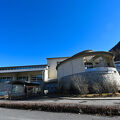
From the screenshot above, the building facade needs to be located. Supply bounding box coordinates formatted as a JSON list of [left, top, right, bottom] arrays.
[[0, 50, 120, 96], [0, 57, 68, 96], [57, 50, 120, 94], [0, 65, 48, 96], [47, 57, 69, 80]]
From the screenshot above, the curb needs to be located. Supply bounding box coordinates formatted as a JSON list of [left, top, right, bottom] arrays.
[[59, 97, 120, 100], [0, 101, 120, 116]]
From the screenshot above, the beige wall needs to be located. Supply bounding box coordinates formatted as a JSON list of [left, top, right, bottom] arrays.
[[47, 57, 69, 80], [57, 65, 64, 79], [57, 57, 85, 79], [72, 57, 85, 74], [44, 69, 48, 82]]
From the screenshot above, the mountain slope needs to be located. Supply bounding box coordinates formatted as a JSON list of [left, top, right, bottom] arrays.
[[110, 41, 120, 61]]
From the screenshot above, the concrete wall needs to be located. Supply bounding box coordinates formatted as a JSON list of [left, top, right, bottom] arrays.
[[47, 57, 69, 80], [57, 57, 85, 79], [44, 69, 48, 82], [59, 68, 120, 94]]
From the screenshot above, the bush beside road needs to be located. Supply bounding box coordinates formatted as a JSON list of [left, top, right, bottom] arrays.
[[0, 97, 120, 116]]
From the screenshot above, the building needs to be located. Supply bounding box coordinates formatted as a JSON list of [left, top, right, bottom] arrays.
[[56, 50, 120, 94], [47, 57, 69, 80], [0, 65, 48, 96], [8, 80, 41, 99], [44, 79, 58, 94], [0, 57, 68, 96], [45, 57, 69, 94], [0, 50, 120, 96]]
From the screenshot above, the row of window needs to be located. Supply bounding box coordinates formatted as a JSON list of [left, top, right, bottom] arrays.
[[0, 65, 47, 71], [0, 75, 43, 82], [0, 77, 13, 82], [17, 76, 28, 81], [115, 64, 120, 67], [31, 75, 43, 81]]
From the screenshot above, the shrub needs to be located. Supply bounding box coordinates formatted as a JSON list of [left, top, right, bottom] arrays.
[[0, 101, 120, 116]]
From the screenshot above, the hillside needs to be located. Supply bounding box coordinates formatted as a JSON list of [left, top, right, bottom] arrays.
[[110, 41, 120, 61]]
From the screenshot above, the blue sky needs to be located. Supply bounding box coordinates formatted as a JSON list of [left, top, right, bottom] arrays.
[[0, 0, 120, 66]]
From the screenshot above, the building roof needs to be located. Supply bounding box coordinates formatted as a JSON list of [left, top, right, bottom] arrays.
[[47, 57, 70, 60], [0, 64, 48, 73], [56, 50, 114, 69], [0, 64, 47, 69]]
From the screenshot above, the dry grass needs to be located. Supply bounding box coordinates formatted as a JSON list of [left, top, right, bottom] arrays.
[[72, 93, 120, 98], [0, 101, 120, 116]]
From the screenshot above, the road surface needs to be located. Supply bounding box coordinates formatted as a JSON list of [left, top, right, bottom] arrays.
[[0, 108, 120, 120]]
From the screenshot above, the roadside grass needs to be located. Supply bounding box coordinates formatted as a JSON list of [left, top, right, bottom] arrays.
[[0, 101, 120, 116], [1, 92, 120, 100], [70, 92, 120, 98]]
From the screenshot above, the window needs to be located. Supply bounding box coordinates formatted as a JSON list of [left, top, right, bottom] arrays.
[[17, 76, 28, 81], [12, 85, 24, 94], [84, 62, 93, 69], [0, 77, 13, 83], [31, 75, 43, 81]]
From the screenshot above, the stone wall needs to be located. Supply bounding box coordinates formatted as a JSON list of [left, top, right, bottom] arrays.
[[59, 70, 120, 94]]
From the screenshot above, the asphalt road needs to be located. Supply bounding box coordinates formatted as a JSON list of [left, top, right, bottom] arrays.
[[0, 108, 120, 120]]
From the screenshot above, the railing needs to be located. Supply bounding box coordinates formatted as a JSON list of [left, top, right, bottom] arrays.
[[0, 67, 47, 73], [85, 67, 117, 73]]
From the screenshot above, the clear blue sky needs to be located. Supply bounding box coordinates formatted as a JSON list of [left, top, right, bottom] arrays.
[[0, 0, 120, 66]]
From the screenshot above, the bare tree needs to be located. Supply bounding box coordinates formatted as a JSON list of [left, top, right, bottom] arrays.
[[71, 75, 89, 95], [93, 82, 103, 95]]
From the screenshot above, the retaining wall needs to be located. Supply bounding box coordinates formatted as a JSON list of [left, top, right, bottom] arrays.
[[59, 69, 120, 94]]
